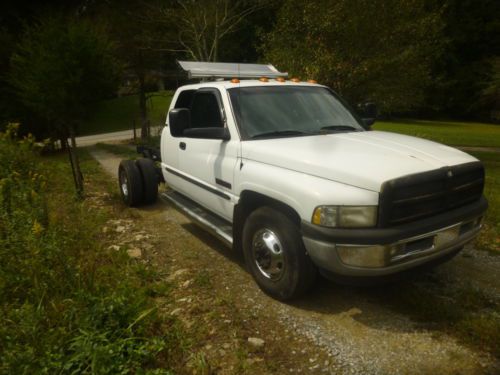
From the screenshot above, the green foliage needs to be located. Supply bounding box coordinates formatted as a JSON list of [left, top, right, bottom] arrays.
[[262, 0, 444, 113], [8, 15, 120, 138], [431, 0, 500, 120], [0, 126, 177, 374], [478, 58, 500, 121]]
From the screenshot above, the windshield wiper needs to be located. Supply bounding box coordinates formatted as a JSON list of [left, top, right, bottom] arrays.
[[251, 130, 311, 139], [319, 125, 359, 132]]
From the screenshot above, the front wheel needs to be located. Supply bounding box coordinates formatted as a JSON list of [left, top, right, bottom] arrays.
[[242, 206, 317, 300]]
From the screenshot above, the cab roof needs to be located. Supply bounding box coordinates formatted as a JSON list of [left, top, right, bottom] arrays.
[[177, 79, 325, 91]]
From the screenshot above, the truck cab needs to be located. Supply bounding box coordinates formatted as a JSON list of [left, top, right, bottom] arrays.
[[119, 61, 487, 300]]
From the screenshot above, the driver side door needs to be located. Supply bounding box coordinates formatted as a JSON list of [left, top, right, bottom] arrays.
[[175, 88, 239, 221]]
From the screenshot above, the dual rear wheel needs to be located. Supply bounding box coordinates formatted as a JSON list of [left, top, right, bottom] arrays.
[[118, 159, 158, 206]]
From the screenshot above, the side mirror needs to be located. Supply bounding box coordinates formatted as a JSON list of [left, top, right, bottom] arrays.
[[169, 108, 190, 137], [363, 102, 378, 118], [363, 118, 376, 127], [358, 102, 377, 130], [183, 127, 230, 141]]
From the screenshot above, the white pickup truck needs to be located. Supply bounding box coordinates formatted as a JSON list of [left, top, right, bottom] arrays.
[[118, 62, 487, 300]]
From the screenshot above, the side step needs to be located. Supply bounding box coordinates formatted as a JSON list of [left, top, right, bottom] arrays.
[[161, 190, 233, 247]]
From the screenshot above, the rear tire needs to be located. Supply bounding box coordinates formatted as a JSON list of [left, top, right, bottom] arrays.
[[242, 206, 317, 300], [136, 158, 158, 204], [118, 160, 144, 207]]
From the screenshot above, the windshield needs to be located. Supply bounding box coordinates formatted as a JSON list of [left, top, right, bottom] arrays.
[[228, 86, 364, 139]]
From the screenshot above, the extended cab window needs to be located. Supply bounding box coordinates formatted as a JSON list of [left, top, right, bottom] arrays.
[[190, 91, 223, 128], [174, 90, 195, 108]]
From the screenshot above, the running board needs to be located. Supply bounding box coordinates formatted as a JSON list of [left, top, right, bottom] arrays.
[[161, 191, 233, 247]]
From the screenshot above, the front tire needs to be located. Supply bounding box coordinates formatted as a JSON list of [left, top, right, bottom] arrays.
[[242, 206, 317, 300], [118, 160, 144, 207]]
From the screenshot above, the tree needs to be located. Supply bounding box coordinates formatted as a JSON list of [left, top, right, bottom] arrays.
[[429, 0, 500, 120], [150, 0, 265, 62], [262, 0, 444, 114], [9, 15, 120, 197], [478, 57, 500, 121], [86, 0, 177, 140]]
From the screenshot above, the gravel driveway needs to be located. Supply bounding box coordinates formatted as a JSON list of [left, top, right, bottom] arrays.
[[89, 147, 500, 374]]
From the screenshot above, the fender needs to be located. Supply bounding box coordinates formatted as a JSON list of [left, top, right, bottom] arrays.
[[235, 159, 379, 222]]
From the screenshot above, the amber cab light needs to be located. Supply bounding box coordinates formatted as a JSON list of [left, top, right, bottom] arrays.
[[276, 77, 286, 82], [259, 77, 269, 82], [231, 78, 240, 83], [307, 79, 317, 84], [290, 78, 300, 82]]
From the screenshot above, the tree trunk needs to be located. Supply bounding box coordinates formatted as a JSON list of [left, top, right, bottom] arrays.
[[67, 126, 84, 198], [138, 72, 149, 140], [59, 136, 67, 151]]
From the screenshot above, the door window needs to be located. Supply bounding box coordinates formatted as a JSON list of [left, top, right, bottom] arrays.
[[190, 92, 223, 128]]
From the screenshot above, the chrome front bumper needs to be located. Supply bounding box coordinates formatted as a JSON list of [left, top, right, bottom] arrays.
[[303, 217, 482, 277]]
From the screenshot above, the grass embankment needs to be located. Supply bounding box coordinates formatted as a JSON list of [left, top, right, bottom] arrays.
[[375, 119, 500, 253], [374, 119, 500, 148], [79, 91, 173, 136], [0, 126, 183, 374]]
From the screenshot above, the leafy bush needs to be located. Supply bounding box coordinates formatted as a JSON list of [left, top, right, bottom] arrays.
[[0, 125, 175, 374]]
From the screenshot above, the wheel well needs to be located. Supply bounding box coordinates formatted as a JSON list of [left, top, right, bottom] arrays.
[[233, 190, 301, 251]]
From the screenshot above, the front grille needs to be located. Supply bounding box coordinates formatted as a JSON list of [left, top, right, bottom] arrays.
[[378, 162, 484, 227]]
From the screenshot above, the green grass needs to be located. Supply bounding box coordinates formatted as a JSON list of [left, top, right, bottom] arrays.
[[79, 91, 173, 136], [0, 127, 182, 373], [374, 119, 500, 147]]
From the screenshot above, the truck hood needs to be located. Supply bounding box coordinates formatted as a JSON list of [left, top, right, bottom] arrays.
[[241, 131, 478, 192]]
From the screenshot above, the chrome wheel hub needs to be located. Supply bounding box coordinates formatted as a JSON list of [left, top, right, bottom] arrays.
[[120, 172, 128, 197], [252, 229, 285, 280]]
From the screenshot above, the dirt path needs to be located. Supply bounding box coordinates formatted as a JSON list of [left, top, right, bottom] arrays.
[[76, 127, 161, 146], [89, 148, 499, 374]]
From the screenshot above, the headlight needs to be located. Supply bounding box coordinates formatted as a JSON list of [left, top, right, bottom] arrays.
[[312, 206, 377, 228]]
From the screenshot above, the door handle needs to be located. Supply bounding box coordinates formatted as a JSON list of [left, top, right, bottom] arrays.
[[179, 142, 186, 150]]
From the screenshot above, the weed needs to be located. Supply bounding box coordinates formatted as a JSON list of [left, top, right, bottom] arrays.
[[194, 270, 213, 288], [0, 126, 183, 373], [189, 351, 212, 375]]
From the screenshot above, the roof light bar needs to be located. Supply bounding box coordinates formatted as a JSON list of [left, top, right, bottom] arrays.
[[177, 61, 288, 79]]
